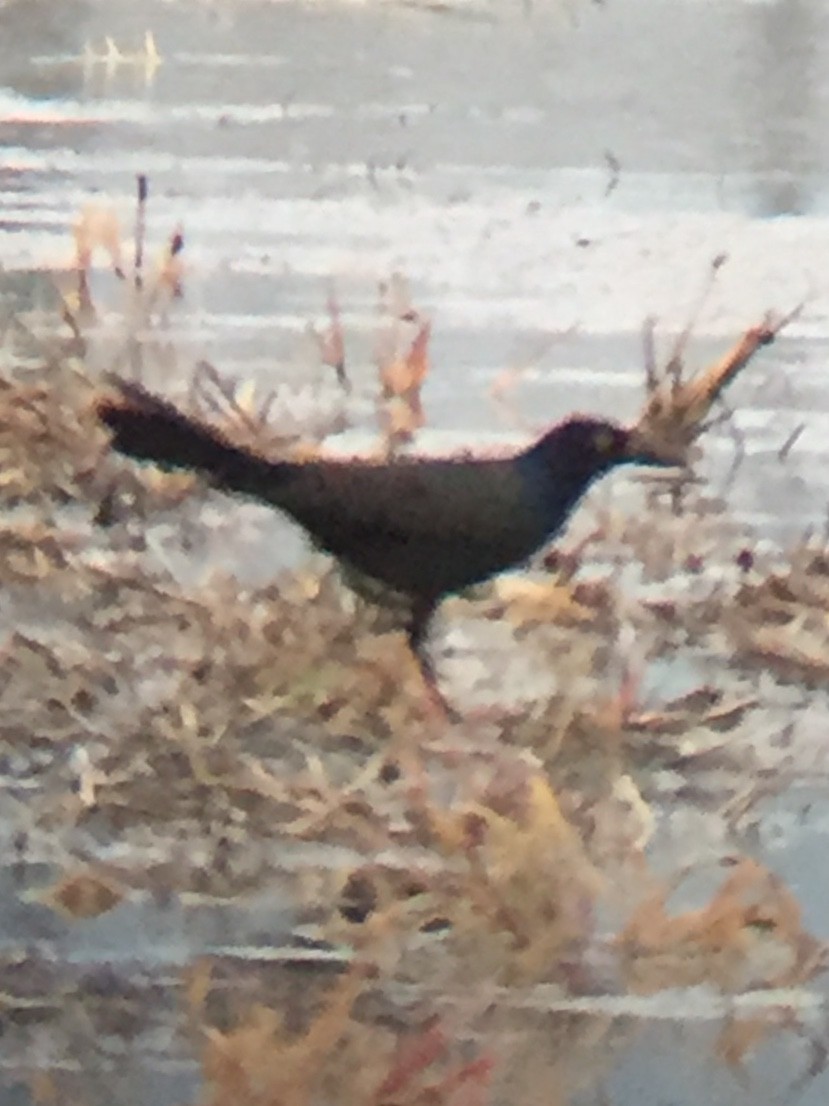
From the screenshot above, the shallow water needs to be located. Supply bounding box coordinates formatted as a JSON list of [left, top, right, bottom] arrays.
[[4, 0, 829, 1103]]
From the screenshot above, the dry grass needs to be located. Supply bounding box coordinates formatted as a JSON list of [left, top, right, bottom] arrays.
[[0, 211, 825, 1104]]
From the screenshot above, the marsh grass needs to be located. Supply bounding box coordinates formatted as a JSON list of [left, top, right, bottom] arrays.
[[0, 204, 824, 1104]]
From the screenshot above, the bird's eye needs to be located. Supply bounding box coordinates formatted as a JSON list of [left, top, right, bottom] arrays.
[[593, 428, 616, 453]]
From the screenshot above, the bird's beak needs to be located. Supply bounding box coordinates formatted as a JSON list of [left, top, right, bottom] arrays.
[[624, 425, 688, 468]]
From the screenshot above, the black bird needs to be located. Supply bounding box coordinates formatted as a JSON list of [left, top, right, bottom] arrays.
[[97, 382, 674, 716]]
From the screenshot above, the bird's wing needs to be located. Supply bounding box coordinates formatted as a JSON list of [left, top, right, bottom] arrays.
[[269, 453, 534, 548], [97, 380, 543, 553]]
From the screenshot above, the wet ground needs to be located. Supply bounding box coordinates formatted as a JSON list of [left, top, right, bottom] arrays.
[[4, 0, 829, 1104]]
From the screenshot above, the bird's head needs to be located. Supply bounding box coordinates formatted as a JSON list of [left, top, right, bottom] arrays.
[[532, 417, 682, 481]]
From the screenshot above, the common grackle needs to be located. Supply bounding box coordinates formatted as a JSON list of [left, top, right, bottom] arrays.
[[97, 381, 674, 717]]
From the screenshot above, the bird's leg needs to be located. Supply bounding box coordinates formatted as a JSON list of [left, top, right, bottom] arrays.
[[406, 600, 460, 723]]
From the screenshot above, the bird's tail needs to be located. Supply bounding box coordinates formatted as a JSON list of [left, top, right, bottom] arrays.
[[97, 381, 284, 497]]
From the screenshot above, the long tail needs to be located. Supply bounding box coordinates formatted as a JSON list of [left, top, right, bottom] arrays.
[[97, 381, 284, 497]]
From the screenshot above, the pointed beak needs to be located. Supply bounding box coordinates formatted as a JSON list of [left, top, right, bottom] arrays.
[[624, 425, 688, 468]]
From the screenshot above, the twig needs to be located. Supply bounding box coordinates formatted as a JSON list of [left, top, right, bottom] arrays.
[[632, 302, 803, 463]]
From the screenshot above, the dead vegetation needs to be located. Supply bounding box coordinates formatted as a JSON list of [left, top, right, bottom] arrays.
[[0, 193, 826, 1104]]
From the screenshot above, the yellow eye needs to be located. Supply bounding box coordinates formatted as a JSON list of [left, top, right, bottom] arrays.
[[593, 428, 615, 453]]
